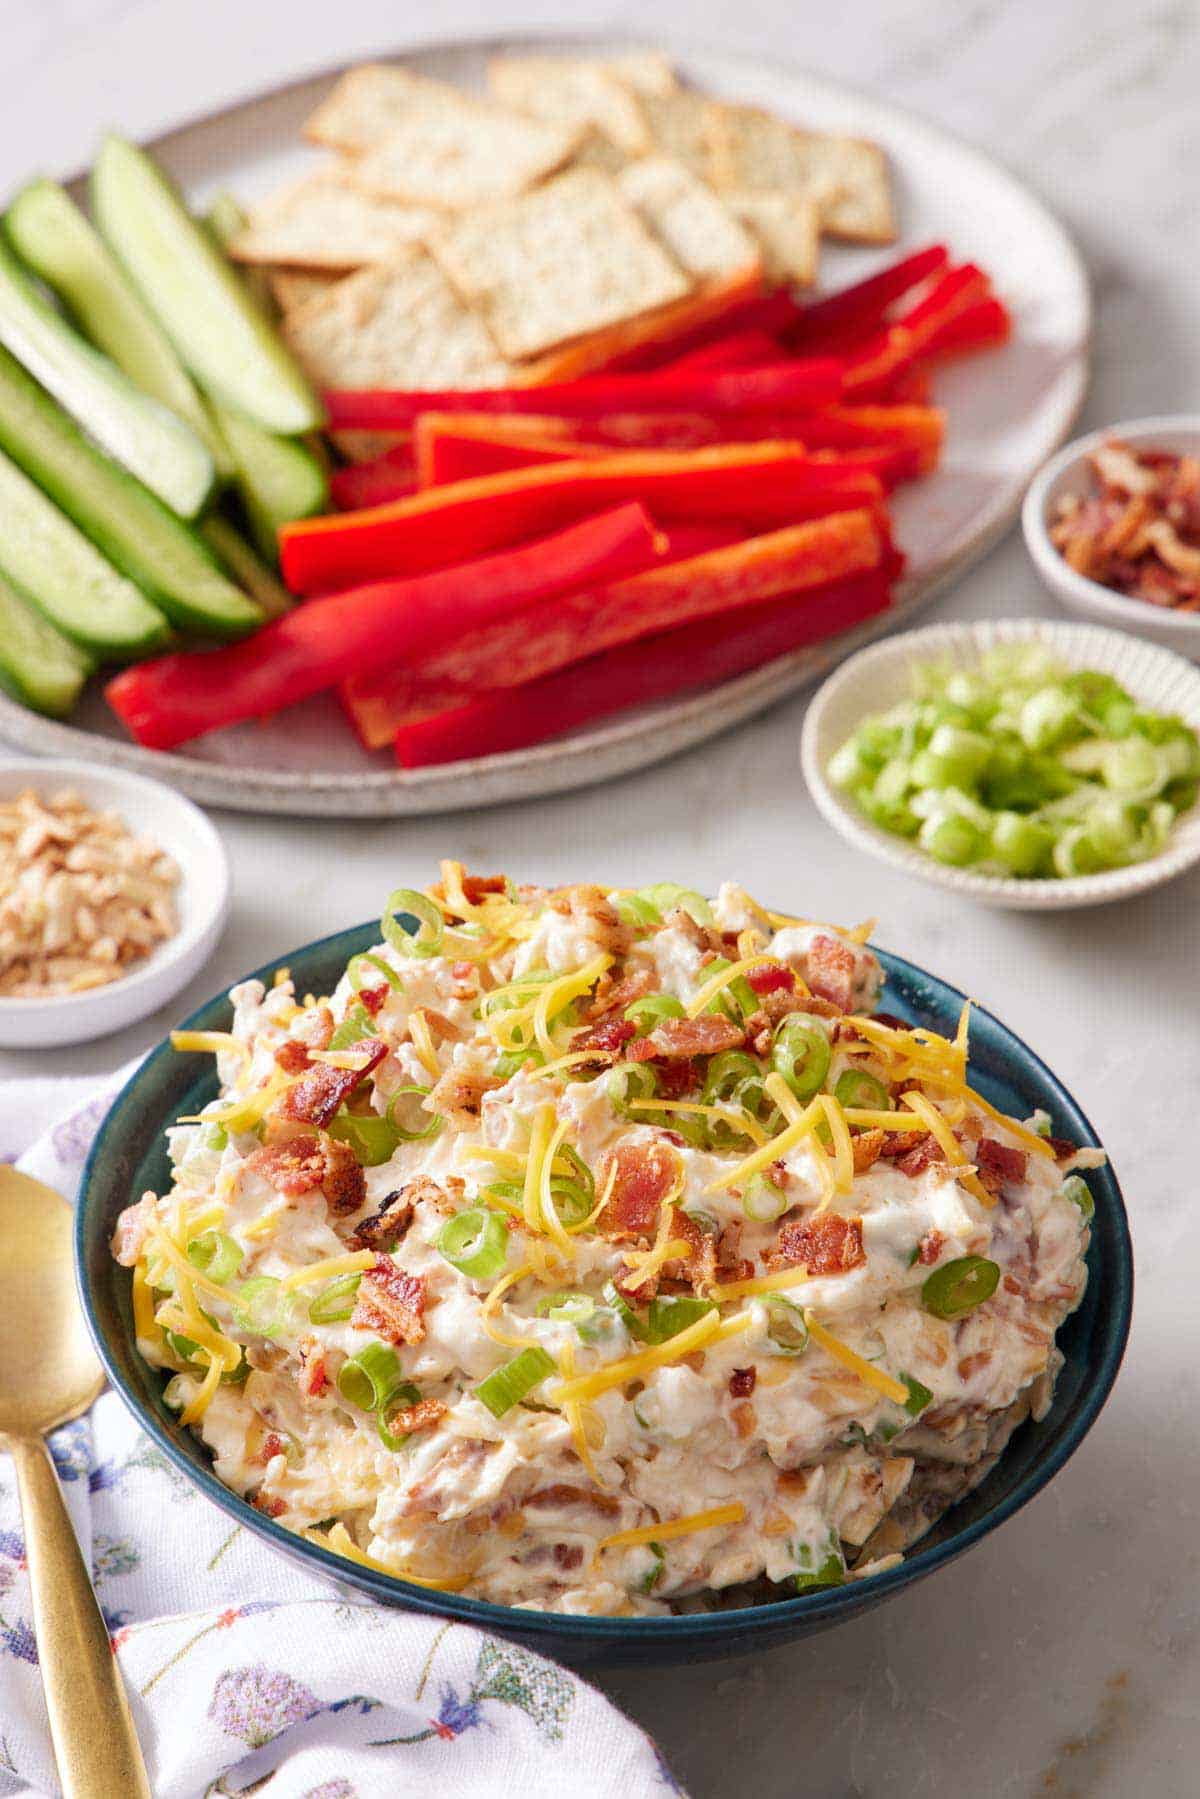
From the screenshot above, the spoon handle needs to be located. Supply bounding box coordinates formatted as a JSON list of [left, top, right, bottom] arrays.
[[10, 1433, 151, 1799]]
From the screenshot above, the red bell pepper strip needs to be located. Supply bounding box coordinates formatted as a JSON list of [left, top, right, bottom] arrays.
[[621, 290, 808, 370], [665, 330, 786, 372], [785, 245, 950, 343], [322, 359, 845, 433], [340, 510, 883, 723], [281, 446, 885, 594], [523, 266, 766, 381], [919, 295, 1012, 360], [841, 265, 993, 397], [105, 504, 662, 750], [390, 570, 892, 766], [781, 405, 945, 473], [412, 414, 915, 491]]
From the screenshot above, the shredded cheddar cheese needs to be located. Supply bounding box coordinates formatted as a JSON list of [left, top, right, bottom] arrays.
[[278, 1250, 376, 1291], [899, 1091, 994, 1208], [684, 955, 773, 1019], [629, 1097, 768, 1145], [805, 1313, 909, 1405], [407, 1008, 441, 1081], [551, 1309, 752, 1406], [308, 1523, 470, 1590], [597, 1502, 745, 1553]]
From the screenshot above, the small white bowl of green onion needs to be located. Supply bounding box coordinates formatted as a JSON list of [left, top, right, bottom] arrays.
[[801, 618, 1200, 908]]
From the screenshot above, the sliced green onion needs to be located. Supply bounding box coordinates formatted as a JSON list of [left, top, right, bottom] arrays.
[[535, 1291, 596, 1327], [899, 1373, 933, 1416], [640, 883, 713, 926], [741, 1173, 789, 1223], [437, 1207, 509, 1280], [920, 1255, 1000, 1320], [764, 1295, 809, 1356], [493, 1049, 535, 1081], [637, 1542, 667, 1594], [703, 1051, 766, 1108], [607, 1062, 660, 1116], [308, 1272, 363, 1325], [186, 1229, 242, 1285], [348, 951, 403, 993], [792, 1531, 845, 1593], [771, 1016, 831, 1101], [233, 1276, 285, 1337], [683, 1207, 719, 1237], [613, 892, 661, 931], [603, 1278, 650, 1342], [386, 1085, 443, 1142], [376, 1381, 421, 1451], [328, 1006, 377, 1051], [624, 993, 685, 1029], [328, 1110, 399, 1167], [337, 1341, 404, 1411], [1061, 1174, 1094, 1221], [644, 1296, 716, 1344], [381, 887, 444, 960], [475, 1347, 555, 1418], [833, 1069, 890, 1112]]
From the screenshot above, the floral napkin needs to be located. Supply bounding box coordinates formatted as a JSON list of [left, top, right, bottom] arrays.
[[0, 1073, 684, 1798]]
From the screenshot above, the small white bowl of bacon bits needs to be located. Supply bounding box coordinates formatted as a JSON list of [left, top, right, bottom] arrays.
[[1023, 417, 1200, 661], [0, 759, 230, 1048]]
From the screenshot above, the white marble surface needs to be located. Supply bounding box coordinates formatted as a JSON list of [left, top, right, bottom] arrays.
[[2, 2, 1198, 1793]]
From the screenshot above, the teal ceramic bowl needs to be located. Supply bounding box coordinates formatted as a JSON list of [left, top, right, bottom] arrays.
[[76, 922, 1132, 1669]]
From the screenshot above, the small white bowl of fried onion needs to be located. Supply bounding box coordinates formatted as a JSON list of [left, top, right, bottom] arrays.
[[0, 758, 229, 1047]]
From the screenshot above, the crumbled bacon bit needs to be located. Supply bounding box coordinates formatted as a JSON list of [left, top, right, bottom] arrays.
[[572, 1015, 637, 1059], [767, 1212, 865, 1275], [975, 1137, 1028, 1195], [387, 1396, 447, 1437], [256, 1432, 286, 1466], [1047, 1136, 1079, 1164], [916, 1229, 945, 1266], [245, 1134, 367, 1215], [357, 982, 391, 1016], [253, 1493, 286, 1518], [894, 1133, 947, 1178], [274, 1039, 387, 1129], [583, 968, 653, 1021], [416, 1007, 461, 1045], [646, 1014, 745, 1058], [805, 935, 858, 1011], [746, 962, 795, 996], [425, 1065, 499, 1130], [553, 1543, 584, 1571], [729, 1366, 757, 1398], [546, 885, 633, 954], [350, 1259, 427, 1345], [1049, 439, 1200, 611], [716, 1219, 754, 1284], [525, 1484, 621, 1515], [459, 873, 507, 903], [851, 1128, 887, 1173], [731, 1401, 757, 1438], [656, 1057, 701, 1101], [111, 1194, 156, 1266], [596, 1140, 680, 1241], [274, 1039, 312, 1074], [297, 1336, 329, 1399], [349, 1189, 414, 1252]]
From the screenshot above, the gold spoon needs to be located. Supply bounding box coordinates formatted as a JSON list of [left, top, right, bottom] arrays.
[[0, 1166, 150, 1797]]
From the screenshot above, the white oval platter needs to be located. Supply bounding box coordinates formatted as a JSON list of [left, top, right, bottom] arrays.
[[0, 30, 1090, 816]]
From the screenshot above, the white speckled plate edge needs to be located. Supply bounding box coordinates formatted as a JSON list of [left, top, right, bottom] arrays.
[[0, 28, 1091, 817], [800, 617, 1200, 909]]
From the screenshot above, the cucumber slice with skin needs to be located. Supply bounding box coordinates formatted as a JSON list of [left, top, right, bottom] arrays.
[[0, 343, 261, 639], [5, 177, 233, 479], [202, 192, 275, 315], [0, 446, 168, 656], [0, 569, 94, 715], [216, 405, 328, 562], [0, 226, 215, 517], [200, 190, 327, 556], [91, 136, 323, 436], [199, 513, 292, 619]]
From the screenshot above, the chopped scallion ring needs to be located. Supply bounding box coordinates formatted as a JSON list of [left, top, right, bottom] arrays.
[[623, 993, 685, 1029], [1061, 1174, 1095, 1221], [437, 1207, 509, 1281], [920, 1255, 1000, 1320], [833, 1068, 890, 1111], [644, 1295, 716, 1344], [381, 888, 444, 959], [348, 951, 402, 993], [386, 1085, 443, 1142], [475, 1347, 555, 1418], [740, 1173, 789, 1223], [308, 1272, 363, 1324], [376, 1382, 421, 1450], [186, 1230, 242, 1286], [771, 1016, 831, 1101], [337, 1341, 404, 1411], [764, 1294, 809, 1355]]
